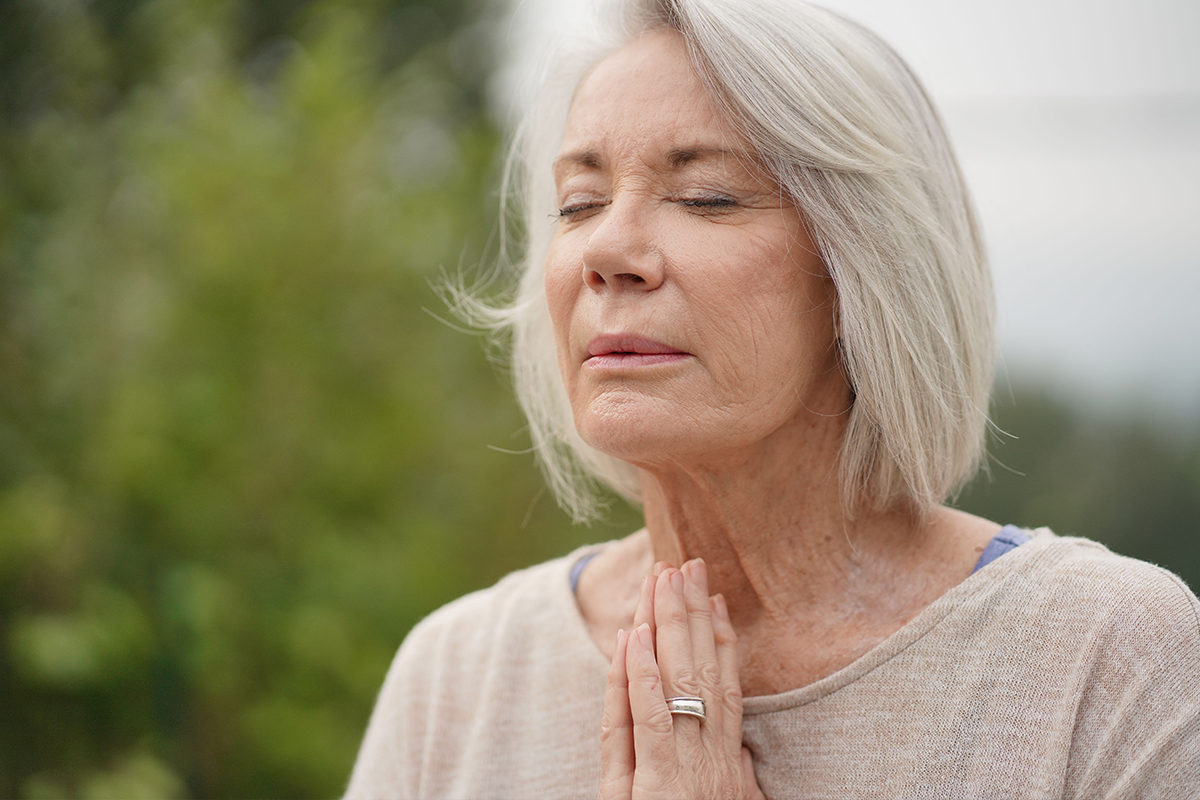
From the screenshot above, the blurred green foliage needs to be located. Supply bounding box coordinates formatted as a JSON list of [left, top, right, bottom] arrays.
[[0, 0, 626, 796], [0, 0, 1196, 797], [956, 386, 1200, 592]]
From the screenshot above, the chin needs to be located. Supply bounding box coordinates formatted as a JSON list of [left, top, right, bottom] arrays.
[[573, 395, 690, 464]]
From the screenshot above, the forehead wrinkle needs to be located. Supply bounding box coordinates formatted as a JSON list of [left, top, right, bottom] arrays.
[[553, 142, 743, 184], [667, 146, 741, 168], [553, 149, 603, 180]]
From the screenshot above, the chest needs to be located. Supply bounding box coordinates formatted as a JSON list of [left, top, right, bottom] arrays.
[[742, 671, 1079, 800]]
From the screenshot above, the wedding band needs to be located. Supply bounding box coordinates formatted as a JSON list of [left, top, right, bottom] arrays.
[[666, 696, 706, 722]]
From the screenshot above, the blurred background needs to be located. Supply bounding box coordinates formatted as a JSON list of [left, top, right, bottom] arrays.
[[0, 0, 1195, 797]]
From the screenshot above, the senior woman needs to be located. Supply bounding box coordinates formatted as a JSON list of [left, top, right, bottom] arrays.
[[346, 0, 1200, 797]]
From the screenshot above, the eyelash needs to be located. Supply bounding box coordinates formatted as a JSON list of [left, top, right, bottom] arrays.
[[556, 195, 737, 219], [682, 195, 736, 209], [557, 202, 601, 218]]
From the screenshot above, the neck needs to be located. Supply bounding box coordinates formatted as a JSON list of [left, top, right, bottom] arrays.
[[642, 468, 922, 626], [634, 405, 943, 635], [573, 412, 998, 695]]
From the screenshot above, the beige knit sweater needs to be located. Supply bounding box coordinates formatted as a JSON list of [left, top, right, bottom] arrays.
[[345, 530, 1200, 799]]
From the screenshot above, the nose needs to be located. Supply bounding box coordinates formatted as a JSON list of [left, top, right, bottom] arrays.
[[580, 196, 665, 292]]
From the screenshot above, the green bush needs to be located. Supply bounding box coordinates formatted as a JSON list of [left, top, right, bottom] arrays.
[[0, 0, 622, 796]]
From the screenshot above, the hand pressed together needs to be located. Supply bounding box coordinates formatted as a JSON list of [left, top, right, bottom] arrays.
[[598, 559, 765, 800]]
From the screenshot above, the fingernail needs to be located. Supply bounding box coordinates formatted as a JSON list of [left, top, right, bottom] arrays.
[[670, 569, 684, 593], [616, 628, 625, 649], [636, 623, 652, 649], [691, 558, 707, 587], [713, 593, 729, 620]]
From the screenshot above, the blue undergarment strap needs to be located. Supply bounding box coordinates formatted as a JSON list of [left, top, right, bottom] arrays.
[[569, 551, 601, 594], [971, 525, 1031, 575]]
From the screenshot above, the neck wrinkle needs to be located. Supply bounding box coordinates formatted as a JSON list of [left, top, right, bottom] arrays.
[[639, 454, 886, 627]]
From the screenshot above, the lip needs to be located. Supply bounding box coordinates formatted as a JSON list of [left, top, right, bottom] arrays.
[[584, 333, 690, 368]]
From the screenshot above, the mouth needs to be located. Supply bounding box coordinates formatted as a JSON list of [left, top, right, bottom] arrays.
[[584, 334, 690, 368]]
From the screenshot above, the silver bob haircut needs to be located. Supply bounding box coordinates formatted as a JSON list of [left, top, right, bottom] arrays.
[[458, 0, 994, 523]]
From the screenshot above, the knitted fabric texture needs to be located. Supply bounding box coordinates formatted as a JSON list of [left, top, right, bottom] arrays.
[[345, 529, 1200, 799]]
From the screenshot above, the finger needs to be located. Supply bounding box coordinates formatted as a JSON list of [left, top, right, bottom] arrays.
[[681, 560, 722, 745], [711, 593, 744, 760], [632, 573, 657, 650], [626, 623, 678, 786], [638, 563, 671, 647], [681, 560, 718, 690], [742, 746, 766, 800], [599, 629, 635, 800], [635, 563, 669, 635], [654, 569, 702, 728]]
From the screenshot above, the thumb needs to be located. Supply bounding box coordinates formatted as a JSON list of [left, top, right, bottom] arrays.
[[741, 746, 765, 800]]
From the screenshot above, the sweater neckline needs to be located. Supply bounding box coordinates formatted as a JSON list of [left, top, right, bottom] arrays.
[[558, 528, 1060, 715]]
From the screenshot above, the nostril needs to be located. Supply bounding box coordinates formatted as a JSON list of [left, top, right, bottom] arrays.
[[582, 268, 655, 290]]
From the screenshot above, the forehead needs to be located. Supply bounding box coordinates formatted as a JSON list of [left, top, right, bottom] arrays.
[[558, 29, 748, 165]]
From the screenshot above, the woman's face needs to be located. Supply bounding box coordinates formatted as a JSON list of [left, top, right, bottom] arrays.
[[546, 29, 847, 467]]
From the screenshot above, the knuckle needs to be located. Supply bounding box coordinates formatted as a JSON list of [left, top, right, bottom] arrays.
[[599, 707, 628, 735], [633, 667, 662, 694], [720, 684, 744, 713], [606, 657, 622, 679], [684, 769, 727, 800], [668, 669, 701, 697], [712, 616, 737, 644], [695, 661, 721, 688], [635, 708, 675, 737], [597, 777, 624, 800], [685, 591, 712, 615], [658, 600, 689, 628], [598, 720, 625, 744]]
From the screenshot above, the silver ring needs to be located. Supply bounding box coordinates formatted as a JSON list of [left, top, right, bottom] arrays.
[[666, 696, 706, 722]]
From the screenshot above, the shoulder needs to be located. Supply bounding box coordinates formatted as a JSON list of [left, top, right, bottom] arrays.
[[344, 545, 610, 799], [981, 529, 1200, 673], [393, 543, 603, 686], [980, 530, 1200, 795], [1012, 529, 1200, 640]]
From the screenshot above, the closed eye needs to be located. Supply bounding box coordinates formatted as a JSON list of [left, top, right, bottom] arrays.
[[680, 195, 737, 211], [558, 202, 605, 219]]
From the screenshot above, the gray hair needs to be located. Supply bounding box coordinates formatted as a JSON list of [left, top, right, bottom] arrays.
[[455, 0, 994, 523]]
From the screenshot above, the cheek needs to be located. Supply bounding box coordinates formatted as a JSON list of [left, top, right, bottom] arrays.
[[686, 239, 826, 384], [544, 239, 581, 365], [699, 289, 812, 398]]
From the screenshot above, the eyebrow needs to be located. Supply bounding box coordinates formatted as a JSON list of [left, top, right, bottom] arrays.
[[553, 146, 743, 174], [553, 149, 602, 173], [666, 146, 738, 167]]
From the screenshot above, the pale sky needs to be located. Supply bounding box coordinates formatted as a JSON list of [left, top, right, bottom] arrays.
[[496, 0, 1200, 419]]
